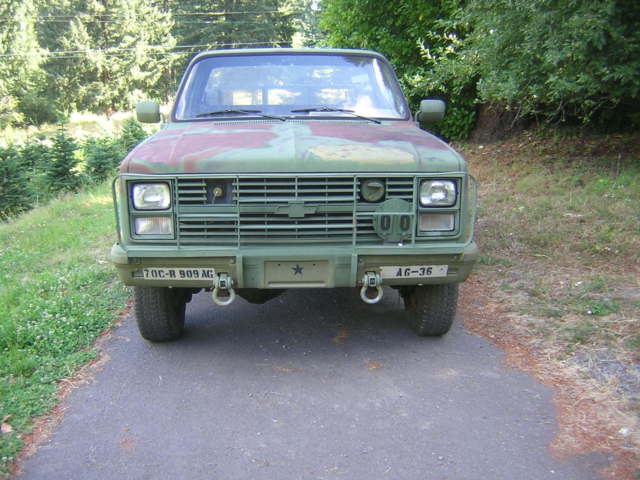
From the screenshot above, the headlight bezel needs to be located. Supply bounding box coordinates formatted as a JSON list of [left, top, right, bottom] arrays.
[[131, 182, 172, 211], [419, 179, 457, 207]]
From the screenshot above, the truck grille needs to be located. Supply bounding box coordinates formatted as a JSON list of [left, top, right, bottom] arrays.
[[175, 176, 415, 245]]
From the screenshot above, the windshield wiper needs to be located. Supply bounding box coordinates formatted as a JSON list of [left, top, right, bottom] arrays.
[[195, 109, 285, 121], [290, 106, 381, 124]]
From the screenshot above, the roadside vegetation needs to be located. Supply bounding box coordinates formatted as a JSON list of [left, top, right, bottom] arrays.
[[0, 115, 148, 220], [465, 130, 639, 363], [0, 182, 130, 477], [459, 130, 640, 473]]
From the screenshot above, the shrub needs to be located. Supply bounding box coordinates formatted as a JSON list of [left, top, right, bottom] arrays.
[[85, 136, 124, 182], [0, 146, 33, 219]]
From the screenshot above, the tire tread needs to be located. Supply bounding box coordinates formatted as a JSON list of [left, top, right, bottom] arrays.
[[134, 287, 185, 342]]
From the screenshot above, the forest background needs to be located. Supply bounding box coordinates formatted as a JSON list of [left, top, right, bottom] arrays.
[[2, 0, 638, 138]]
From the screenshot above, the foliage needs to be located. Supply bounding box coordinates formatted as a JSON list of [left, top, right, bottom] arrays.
[[448, 0, 640, 127], [0, 0, 46, 128], [85, 137, 124, 182], [47, 0, 176, 115], [119, 118, 148, 154], [321, 0, 640, 135], [0, 183, 130, 476], [0, 147, 33, 219], [46, 127, 81, 193], [319, 0, 476, 140]]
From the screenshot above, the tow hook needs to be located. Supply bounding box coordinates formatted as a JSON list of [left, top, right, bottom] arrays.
[[360, 271, 383, 304], [212, 272, 236, 306]]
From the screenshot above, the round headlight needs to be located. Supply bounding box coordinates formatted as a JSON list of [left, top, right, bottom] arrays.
[[420, 180, 456, 207], [132, 183, 171, 210], [361, 178, 385, 202]]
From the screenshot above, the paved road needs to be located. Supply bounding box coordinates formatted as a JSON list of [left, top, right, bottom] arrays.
[[20, 288, 608, 480]]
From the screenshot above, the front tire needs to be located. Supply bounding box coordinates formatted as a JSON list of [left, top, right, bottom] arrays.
[[134, 287, 186, 342], [402, 284, 459, 336]]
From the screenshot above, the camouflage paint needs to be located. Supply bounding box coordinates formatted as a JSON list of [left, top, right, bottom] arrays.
[[111, 48, 478, 290], [120, 120, 464, 175]]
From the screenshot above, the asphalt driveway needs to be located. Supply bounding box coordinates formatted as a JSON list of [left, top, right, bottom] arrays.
[[19, 288, 609, 479]]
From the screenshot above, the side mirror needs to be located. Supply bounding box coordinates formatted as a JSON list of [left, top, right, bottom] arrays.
[[416, 99, 446, 123], [136, 101, 161, 123]]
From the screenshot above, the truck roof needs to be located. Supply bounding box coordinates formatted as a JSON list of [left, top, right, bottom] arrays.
[[191, 47, 388, 62]]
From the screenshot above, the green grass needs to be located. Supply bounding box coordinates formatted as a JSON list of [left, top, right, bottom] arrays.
[[460, 130, 640, 359], [0, 183, 129, 476]]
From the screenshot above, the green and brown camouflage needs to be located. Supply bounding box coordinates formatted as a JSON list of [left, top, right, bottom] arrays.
[[111, 48, 478, 318], [120, 120, 464, 175]]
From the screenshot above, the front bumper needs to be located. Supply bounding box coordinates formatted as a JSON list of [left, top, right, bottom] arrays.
[[110, 242, 479, 289]]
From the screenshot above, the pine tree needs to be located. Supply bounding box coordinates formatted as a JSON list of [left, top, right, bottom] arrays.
[[46, 127, 81, 193], [48, 0, 176, 114], [0, 0, 46, 127], [170, 0, 299, 71], [0, 146, 34, 219], [85, 136, 124, 182], [119, 118, 148, 154]]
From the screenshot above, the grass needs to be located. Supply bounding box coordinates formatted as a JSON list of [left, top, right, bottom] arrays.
[[458, 128, 640, 372], [459, 130, 640, 472], [0, 182, 129, 477]]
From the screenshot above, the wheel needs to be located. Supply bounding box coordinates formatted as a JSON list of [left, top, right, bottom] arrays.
[[134, 287, 186, 342], [401, 283, 459, 336]]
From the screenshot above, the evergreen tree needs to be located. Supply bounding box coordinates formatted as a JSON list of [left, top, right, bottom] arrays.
[[0, 146, 34, 219], [85, 136, 123, 182], [50, 0, 176, 114], [119, 118, 148, 153], [0, 0, 47, 127], [46, 127, 81, 193], [170, 0, 299, 72]]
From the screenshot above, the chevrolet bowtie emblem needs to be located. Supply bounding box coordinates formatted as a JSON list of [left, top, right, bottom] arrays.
[[276, 201, 317, 218]]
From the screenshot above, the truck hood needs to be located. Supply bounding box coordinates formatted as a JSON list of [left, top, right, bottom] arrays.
[[121, 120, 464, 175]]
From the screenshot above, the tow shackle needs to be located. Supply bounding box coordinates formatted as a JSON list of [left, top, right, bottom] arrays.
[[360, 271, 383, 304], [212, 272, 236, 306]]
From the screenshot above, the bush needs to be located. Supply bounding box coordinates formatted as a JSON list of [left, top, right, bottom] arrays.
[[0, 146, 33, 219], [85, 136, 125, 182]]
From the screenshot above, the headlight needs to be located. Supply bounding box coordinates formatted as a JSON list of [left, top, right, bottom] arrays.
[[420, 180, 456, 207], [132, 183, 171, 210], [134, 217, 173, 235]]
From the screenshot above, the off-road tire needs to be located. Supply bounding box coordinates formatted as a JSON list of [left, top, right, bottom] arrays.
[[134, 287, 186, 342], [402, 283, 459, 336]]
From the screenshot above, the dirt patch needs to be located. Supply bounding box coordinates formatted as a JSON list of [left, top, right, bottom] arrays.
[[460, 277, 639, 479]]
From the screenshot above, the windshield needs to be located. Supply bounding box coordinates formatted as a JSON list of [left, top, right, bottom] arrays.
[[174, 53, 409, 121]]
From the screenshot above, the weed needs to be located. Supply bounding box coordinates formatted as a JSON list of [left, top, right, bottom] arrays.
[[586, 299, 619, 316], [0, 183, 129, 475]]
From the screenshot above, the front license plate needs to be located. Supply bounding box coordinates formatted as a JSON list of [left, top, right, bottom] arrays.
[[141, 268, 215, 280], [380, 265, 448, 279]]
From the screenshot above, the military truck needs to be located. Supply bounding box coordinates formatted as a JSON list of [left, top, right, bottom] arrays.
[[110, 48, 478, 341]]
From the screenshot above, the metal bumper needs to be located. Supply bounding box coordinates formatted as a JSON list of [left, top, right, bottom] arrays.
[[110, 242, 479, 289]]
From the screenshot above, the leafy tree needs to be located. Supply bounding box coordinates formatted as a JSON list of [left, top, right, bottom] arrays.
[[0, 147, 34, 219], [319, 0, 475, 139], [455, 0, 640, 127], [46, 127, 81, 193]]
